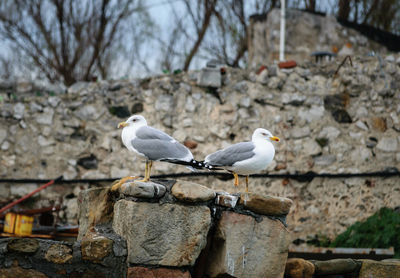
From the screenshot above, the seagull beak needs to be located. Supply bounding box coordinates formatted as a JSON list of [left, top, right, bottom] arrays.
[[270, 136, 280, 142], [118, 122, 128, 128]]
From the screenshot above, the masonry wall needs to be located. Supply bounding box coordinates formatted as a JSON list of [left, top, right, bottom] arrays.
[[0, 54, 399, 243]]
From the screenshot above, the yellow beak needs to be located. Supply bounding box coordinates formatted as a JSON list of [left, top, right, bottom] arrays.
[[118, 122, 128, 128], [270, 136, 280, 142]]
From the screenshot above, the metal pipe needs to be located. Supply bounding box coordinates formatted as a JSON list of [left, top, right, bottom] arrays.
[[279, 0, 286, 61]]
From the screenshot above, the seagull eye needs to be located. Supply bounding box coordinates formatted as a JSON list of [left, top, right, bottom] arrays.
[[262, 133, 267, 136], [132, 119, 137, 122]]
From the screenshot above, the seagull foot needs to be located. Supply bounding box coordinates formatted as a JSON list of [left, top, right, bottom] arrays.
[[135, 177, 150, 183], [111, 176, 139, 191]]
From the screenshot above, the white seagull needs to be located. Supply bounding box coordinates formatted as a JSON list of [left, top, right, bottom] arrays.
[[112, 115, 203, 190], [204, 128, 280, 192]]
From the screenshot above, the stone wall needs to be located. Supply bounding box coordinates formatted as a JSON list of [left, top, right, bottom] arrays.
[[79, 179, 293, 278], [247, 8, 391, 68], [0, 54, 400, 243]]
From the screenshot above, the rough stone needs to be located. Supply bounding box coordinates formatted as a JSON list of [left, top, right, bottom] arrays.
[[35, 107, 54, 125], [75, 105, 104, 120], [359, 260, 400, 278], [291, 126, 311, 139], [77, 187, 114, 240], [13, 103, 25, 119], [302, 140, 322, 156], [127, 267, 191, 278], [238, 193, 292, 216], [0, 129, 7, 144], [319, 126, 341, 140], [81, 236, 113, 263], [215, 192, 239, 208], [356, 120, 369, 131], [0, 266, 48, 278], [313, 259, 360, 275], [197, 67, 221, 87], [285, 258, 315, 278], [376, 137, 398, 152], [113, 200, 211, 266], [45, 244, 73, 264], [206, 211, 290, 278], [172, 181, 215, 203], [7, 238, 39, 253], [120, 180, 166, 198], [313, 155, 336, 166]]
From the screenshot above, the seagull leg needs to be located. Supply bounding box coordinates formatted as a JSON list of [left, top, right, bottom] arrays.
[[245, 175, 249, 193], [137, 161, 150, 182], [146, 161, 153, 181]]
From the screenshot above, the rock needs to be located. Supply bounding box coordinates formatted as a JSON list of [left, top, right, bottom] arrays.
[[120, 180, 166, 198], [13, 103, 25, 119], [302, 140, 322, 156], [185, 96, 196, 112], [155, 94, 174, 111], [331, 109, 352, 123], [313, 155, 336, 166], [0, 266, 48, 278], [298, 106, 325, 123], [109, 106, 131, 118], [291, 126, 311, 139], [183, 139, 197, 149], [0, 129, 7, 144], [206, 211, 290, 278], [238, 193, 292, 216], [77, 154, 98, 169], [376, 137, 398, 152], [35, 107, 54, 125], [285, 258, 315, 278], [38, 135, 55, 147], [371, 117, 387, 132], [282, 93, 306, 106], [16, 80, 32, 93], [197, 67, 221, 87], [68, 81, 89, 94], [10, 183, 38, 197], [45, 244, 73, 264], [172, 181, 215, 203], [1, 140, 10, 151], [131, 102, 144, 114], [233, 80, 249, 94], [47, 96, 61, 107], [7, 238, 39, 253], [358, 260, 400, 278], [75, 105, 104, 120], [113, 200, 211, 266], [81, 235, 113, 263], [215, 192, 239, 208], [77, 187, 114, 240], [127, 267, 191, 278], [356, 120, 369, 131], [313, 259, 360, 275], [319, 126, 341, 140]]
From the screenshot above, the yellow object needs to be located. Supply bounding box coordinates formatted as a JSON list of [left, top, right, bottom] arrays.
[[4, 212, 17, 233], [14, 214, 34, 236]]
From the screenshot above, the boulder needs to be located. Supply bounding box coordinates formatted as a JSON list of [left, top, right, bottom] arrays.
[[215, 192, 239, 208], [313, 259, 360, 275], [206, 211, 291, 278], [120, 180, 166, 198], [285, 258, 315, 278], [238, 193, 292, 216], [81, 235, 113, 263], [45, 244, 73, 264], [172, 181, 215, 203], [113, 200, 211, 266], [7, 238, 39, 254], [359, 259, 400, 278]]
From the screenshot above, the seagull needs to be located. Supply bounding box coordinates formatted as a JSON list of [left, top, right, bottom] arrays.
[[204, 128, 280, 192], [111, 115, 204, 191]]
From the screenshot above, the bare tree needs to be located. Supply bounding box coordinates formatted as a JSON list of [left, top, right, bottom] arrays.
[[0, 0, 150, 85]]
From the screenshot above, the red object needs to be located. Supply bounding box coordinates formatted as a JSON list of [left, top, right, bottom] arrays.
[[256, 65, 268, 74], [278, 60, 297, 69], [0, 177, 61, 215]]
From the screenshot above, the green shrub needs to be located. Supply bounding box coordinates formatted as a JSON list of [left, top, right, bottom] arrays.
[[330, 207, 400, 258]]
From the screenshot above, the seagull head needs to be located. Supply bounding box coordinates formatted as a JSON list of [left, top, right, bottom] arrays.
[[118, 115, 148, 129], [253, 128, 280, 142]]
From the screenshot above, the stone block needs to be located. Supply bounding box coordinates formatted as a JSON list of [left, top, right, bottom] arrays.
[[127, 267, 191, 278], [45, 244, 73, 264], [215, 192, 239, 208], [77, 187, 114, 240], [7, 238, 39, 254], [0, 266, 48, 278], [172, 181, 215, 203], [359, 259, 400, 278], [285, 258, 315, 278], [313, 259, 360, 275], [81, 235, 113, 263], [238, 193, 292, 216], [197, 67, 221, 87], [120, 181, 166, 198], [206, 211, 291, 278], [113, 200, 211, 266]]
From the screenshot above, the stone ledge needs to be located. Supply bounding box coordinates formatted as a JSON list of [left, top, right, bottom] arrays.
[[238, 193, 293, 216], [121, 180, 166, 198], [171, 181, 216, 203]]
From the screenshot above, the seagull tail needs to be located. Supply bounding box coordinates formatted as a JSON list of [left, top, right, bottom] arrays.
[[160, 159, 221, 171]]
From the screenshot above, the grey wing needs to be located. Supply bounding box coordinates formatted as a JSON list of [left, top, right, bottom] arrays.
[[205, 142, 255, 166], [132, 126, 192, 161]]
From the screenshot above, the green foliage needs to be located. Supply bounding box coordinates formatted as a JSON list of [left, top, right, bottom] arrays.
[[330, 207, 400, 258]]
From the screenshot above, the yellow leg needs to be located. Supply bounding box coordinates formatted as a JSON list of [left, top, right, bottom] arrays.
[[111, 175, 139, 191], [137, 161, 151, 182], [233, 172, 239, 187]]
